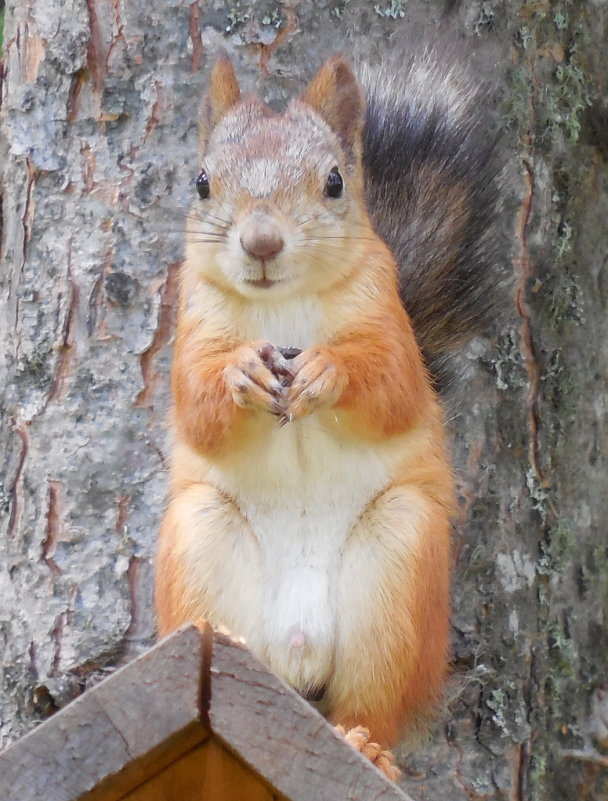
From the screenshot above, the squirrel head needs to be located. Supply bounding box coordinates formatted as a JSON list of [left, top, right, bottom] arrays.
[[187, 53, 371, 300]]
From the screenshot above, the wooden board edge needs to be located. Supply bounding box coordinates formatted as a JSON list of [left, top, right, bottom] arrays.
[[0, 626, 209, 801], [203, 630, 415, 801]]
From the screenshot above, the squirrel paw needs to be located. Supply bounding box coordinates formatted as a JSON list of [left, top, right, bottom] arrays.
[[225, 341, 290, 416], [285, 347, 346, 421], [335, 725, 402, 782]]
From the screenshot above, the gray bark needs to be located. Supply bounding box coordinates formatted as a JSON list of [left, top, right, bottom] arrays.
[[1, 1, 606, 800]]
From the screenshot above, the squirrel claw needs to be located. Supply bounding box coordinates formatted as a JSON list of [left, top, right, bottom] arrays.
[[336, 725, 401, 782]]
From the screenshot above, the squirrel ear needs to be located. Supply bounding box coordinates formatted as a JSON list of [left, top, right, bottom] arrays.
[[200, 51, 241, 150], [299, 56, 365, 159]]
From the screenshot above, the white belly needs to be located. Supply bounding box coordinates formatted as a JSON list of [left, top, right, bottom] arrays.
[[210, 416, 390, 691]]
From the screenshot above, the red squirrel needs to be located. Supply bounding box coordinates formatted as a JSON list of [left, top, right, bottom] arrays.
[[155, 49, 499, 778]]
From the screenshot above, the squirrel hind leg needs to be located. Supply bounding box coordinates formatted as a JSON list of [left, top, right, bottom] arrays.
[[155, 483, 261, 640], [335, 725, 401, 782], [325, 482, 451, 749]]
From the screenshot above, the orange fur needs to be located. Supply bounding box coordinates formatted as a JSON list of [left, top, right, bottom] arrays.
[[156, 54, 455, 755], [171, 324, 244, 456], [327, 276, 432, 438], [199, 50, 241, 150], [326, 485, 451, 745], [299, 56, 365, 159]]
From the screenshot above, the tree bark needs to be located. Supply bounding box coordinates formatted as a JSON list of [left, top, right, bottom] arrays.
[[1, 1, 606, 799]]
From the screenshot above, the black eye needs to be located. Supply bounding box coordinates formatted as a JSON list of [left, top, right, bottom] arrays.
[[324, 167, 343, 199], [196, 169, 210, 199]]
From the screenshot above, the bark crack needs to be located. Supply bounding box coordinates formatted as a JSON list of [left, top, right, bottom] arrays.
[[50, 612, 66, 675], [259, 0, 300, 77], [188, 1, 203, 73], [87, 246, 114, 338], [512, 39, 547, 801], [115, 494, 130, 536], [135, 261, 180, 407], [515, 741, 528, 801], [85, 0, 106, 92], [67, 69, 87, 122], [123, 555, 142, 642], [143, 80, 163, 144], [14, 160, 38, 358], [513, 156, 538, 801], [42, 480, 62, 580], [514, 158, 543, 483], [7, 421, 29, 540], [109, 0, 124, 68], [445, 733, 480, 801], [44, 248, 78, 409]]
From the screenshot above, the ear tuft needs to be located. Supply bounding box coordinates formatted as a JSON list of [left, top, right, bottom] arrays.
[[300, 56, 365, 160], [200, 51, 241, 151]]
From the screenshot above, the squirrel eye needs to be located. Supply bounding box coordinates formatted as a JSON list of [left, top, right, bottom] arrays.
[[196, 169, 210, 199], [324, 167, 343, 199]]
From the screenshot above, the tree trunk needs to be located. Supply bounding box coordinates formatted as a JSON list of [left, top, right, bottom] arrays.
[[1, 1, 606, 799]]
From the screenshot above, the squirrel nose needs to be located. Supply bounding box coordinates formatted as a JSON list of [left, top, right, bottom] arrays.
[[239, 215, 285, 261]]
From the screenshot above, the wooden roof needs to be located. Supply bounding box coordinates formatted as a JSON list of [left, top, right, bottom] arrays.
[[0, 625, 413, 801]]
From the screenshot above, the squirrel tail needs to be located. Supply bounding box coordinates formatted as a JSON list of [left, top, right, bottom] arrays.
[[358, 45, 503, 390]]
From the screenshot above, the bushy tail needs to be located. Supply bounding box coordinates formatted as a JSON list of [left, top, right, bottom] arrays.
[[358, 45, 503, 389]]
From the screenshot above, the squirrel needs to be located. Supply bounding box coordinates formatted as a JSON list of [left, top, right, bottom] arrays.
[[155, 47, 499, 778]]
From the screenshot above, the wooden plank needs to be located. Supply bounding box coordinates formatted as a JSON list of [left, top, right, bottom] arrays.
[[120, 737, 284, 801], [0, 626, 208, 801], [205, 630, 413, 801], [1, 625, 415, 801]]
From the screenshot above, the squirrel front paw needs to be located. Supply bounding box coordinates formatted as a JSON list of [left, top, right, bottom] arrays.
[[225, 341, 292, 416], [284, 347, 346, 422]]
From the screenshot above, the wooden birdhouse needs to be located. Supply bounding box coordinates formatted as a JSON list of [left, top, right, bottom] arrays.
[[0, 625, 412, 800]]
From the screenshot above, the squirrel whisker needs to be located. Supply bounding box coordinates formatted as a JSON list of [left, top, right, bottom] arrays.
[[186, 210, 233, 229], [302, 236, 377, 242], [295, 209, 333, 228], [185, 238, 228, 245]]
